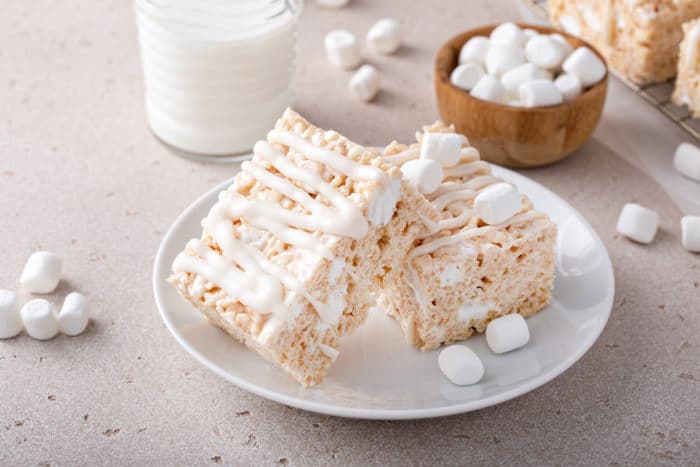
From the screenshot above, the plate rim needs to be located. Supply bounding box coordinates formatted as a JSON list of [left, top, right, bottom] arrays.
[[153, 164, 615, 420]]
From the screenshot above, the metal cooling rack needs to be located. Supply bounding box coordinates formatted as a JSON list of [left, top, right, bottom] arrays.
[[523, 0, 700, 141]]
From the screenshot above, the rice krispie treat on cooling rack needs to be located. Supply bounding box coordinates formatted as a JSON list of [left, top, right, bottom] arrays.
[[379, 123, 557, 351], [673, 18, 700, 117], [169, 109, 436, 386], [549, 0, 700, 85]]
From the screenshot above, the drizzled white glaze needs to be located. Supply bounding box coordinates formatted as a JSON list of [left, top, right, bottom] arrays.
[[173, 130, 390, 326]]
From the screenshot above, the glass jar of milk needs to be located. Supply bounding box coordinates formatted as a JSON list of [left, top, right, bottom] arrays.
[[135, 0, 302, 161]]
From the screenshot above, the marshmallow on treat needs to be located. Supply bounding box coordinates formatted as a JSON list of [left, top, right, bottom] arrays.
[[20, 251, 62, 294], [501, 62, 552, 97], [451, 62, 485, 91], [316, 0, 349, 8], [474, 182, 522, 225], [459, 36, 490, 66], [554, 73, 583, 102], [0, 290, 22, 339], [21, 299, 58, 341], [486, 313, 530, 354], [525, 34, 568, 70], [366, 18, 401, 55], [616, 203, 659, 244], [438, 345, 484, 386], [58, 292, 89, 336], [490, 22, 526, 47], [519, 79, 564, 107], [420, 133, 463, 167], [349, 64, 380, 102], [673, 142, 700, 182], [562, 47, 606, 87], [401, 159, 444, 195], [324, 29, 361, 69], [485, 45, 526, 77], [681, 216, 700, 253], [470, 74, 506, 104]]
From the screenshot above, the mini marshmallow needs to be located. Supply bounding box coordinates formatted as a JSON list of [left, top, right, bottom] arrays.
[[550, 33, 574, 56], [519, 79, 563, 107], [438, 345, 484, 386], [420, 133, 462, 167], [486, 313, 530, 354], [616, 203, 659, 244], [525, 35, 568, 70], [554, 73, 582, 102], [681, 216, 700, 253], [470, 74, 506, 104], [58, 292, 89, 336], [366, 18, 401, 55], [490, 22, 526, 47], [501, 62, 552, 97], [324, 29, 361, 69], [673, 142, 700, 182], [562, 47, 606, 87], [20, 251, 62, 294], [0, 290, 22, 339], [523, 28, 538, 39], [450, 62, 485, 91], [400, 159, 444, 195], [21, 299, 58, 340], [557, 216, 601, 276], [485, 45, 526, 77], [474, 182, 522, 225], [316, 0, 349, 7], [349, 64, 379, 102], [459, 36, 490, 66]]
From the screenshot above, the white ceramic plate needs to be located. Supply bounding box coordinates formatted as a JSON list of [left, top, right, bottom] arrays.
[[153, 165, 614, 420]]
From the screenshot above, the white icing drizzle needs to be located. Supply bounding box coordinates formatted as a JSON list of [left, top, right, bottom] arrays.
[[173, 130, 389, 326], [382, 146, 420, 165]]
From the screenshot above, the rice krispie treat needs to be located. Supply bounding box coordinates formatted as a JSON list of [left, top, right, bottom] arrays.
[[672, 18, 700, 117], [169, 109, 435, 386], [379, 123, 557, 351], [549, 0, 700, 85]]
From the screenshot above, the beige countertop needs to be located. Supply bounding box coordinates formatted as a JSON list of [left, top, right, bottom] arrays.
[[1, 0, 698, 465]]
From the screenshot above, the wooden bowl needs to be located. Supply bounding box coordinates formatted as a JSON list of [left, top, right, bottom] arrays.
[[435, 23, 608, 168]]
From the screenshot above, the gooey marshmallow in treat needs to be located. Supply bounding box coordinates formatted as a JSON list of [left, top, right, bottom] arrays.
[[0, 290, 22, 339], [349, 64, 379, 102], [673, 142, 700, 182], [616, 203, 659, 244], [420, 133, 462, 167], [681, 216, 700, 253], [474, 182, 522, 225], [58, 292, 89, 336], [401, 159, 444, 195], [562, 47, 606, 87], [324, 29, 361, 69], [519, 79, 563, 107], [366, 18, 401, 55], [21, 298, 58, 340], [20, 251, 62, 294], [486, 313, 530, 354], [438, 345, 484, 385]]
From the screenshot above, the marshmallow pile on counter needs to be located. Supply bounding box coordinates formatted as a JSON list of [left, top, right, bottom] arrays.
[[0, 251, 89, 340], [323, 10, 401, 102], [438, 313, 531, 386], [451, 22, 606, 107], [615, 142, 700, 253]]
